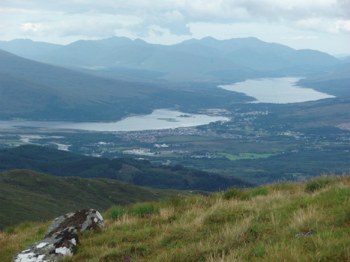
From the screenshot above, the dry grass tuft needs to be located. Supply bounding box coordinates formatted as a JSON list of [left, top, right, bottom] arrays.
[[290, 206, 318, 231]]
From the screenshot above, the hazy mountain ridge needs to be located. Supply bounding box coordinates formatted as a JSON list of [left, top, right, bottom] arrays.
[[0, 37, 339, 81], [0, 39, 61, 62], [299, 63, 350, 97], [0, 49, 249, 120], [0, 37, 342, 122], [0, 49, 158, 120]]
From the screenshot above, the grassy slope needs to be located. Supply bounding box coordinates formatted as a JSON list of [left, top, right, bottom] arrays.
[[1, 175, 349, 261], [0, 170, 179, 229]]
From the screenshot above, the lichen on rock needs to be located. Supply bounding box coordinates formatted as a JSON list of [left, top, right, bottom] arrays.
[[14, 209, 103, 262]]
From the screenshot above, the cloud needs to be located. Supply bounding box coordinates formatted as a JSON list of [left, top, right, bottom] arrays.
[[338, 0, 350, 18], [21, 22, 42, 32], [0, 0, 349, 53], [57, 12, 142, 37], [335, 20, 350, 33]]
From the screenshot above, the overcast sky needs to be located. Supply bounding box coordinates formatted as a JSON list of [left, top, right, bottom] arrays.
[[1, 0, 350, 55]]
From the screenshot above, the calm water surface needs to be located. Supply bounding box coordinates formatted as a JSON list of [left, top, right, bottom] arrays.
[[0, 109, 228, 132], [219, 77, 335, 103]]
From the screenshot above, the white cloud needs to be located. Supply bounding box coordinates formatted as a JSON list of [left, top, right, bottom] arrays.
[[0, 0, 349, 53], [140, 25, 190, 45], [163, 10, 184, 23], [21, 22, 42, 32], [335, 20, 350, 33]]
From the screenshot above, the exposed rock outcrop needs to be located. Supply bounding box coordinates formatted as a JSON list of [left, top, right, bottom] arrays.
[[14, 209, 103, 262]]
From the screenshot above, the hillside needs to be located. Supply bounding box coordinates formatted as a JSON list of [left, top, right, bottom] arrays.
[[299, 63, 350, 97], [0, 37, 339, 81], [0, 49, 247, 121], [0, 145, 250, 191], [0, 169, 179, 229], [0, 39, 61, 61], [0, 49, 158, 121], [1, 175, 349, 261]]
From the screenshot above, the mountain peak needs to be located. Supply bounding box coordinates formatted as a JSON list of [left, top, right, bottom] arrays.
[[9, 38, 34, 43], [200, 36, 218, 42]]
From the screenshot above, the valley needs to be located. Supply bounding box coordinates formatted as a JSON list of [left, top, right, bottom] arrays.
[[1, 93, 349, 185], [1, 1, 350, 260], [1, 36, 349, 222]]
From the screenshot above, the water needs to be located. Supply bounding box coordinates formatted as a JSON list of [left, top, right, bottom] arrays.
[[219, 77, 335, 104], [0, 109, 228, 132]]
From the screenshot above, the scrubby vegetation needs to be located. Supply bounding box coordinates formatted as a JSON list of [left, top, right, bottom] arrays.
[[1, 175, 350, 261]]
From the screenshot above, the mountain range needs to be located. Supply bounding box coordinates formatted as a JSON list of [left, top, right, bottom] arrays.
[[0, 37, 339, 81], [0, 36, 345, 121], [0, 48, 250, 121]]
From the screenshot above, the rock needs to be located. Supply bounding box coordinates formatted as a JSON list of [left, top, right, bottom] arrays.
[[14, 209, 103, 262], [295, 230, 314, 238]]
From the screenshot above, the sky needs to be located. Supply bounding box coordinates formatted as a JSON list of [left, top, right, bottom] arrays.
[[0, 0, 350, 55]]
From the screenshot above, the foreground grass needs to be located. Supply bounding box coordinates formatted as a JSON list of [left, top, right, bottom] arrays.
[[1, 176, 350, 261]]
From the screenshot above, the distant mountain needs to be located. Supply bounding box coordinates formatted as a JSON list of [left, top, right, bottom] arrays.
[[0, 39, 61, 61], [0, 49, 160, 120], [299, 63, 350, 97], [0, 49, 246, 120], [0, 145, 251, 191], [0, 37, 339, 81], [0, 169, 174, 229]]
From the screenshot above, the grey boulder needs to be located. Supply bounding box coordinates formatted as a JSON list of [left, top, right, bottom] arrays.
[[14, 209, 104, 262]]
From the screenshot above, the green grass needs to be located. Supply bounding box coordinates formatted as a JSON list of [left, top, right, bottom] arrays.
[[305, 176, 334, 192], [107, 203, 161, 220], [1, 175, 349, 261], [223, 186, 269, 200], [108, 206, 127, 220], [129, 203, 160, 218]]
